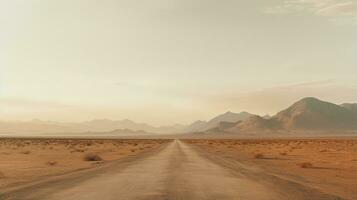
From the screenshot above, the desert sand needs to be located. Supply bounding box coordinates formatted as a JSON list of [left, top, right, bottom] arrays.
[[1, 138, 354, 200], [184, 138, 357, 200], [0, 138, 169, 189]]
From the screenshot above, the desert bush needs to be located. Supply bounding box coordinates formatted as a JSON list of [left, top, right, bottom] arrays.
[[254, 153, 264, 159], [0, 171, 5, 178], [85, 142, 92, 146], [21, 150, 31, 154], [299, 162, 313, 168], [83, 153, 103, 161], [47, 161, 58, 166], [71, 148, 86, 153]]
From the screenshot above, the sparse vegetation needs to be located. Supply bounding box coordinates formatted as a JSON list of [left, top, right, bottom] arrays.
[[254, 153, 264, 159], [182, 138, 357, 200], [84, 153, 103, 161], [0, 138, 170, 188], [21, 150, 31, 154], [299, 162, 313, 168], [47, 161, 58, 166], [0, 171, 5, 178]]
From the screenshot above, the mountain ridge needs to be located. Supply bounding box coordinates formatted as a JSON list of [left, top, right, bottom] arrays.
[[223, 97, 357, 133], [185, 111, 254, 132], [1, 97, 357, 135]]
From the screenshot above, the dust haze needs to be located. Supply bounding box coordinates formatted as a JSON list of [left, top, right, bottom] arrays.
[[1, 0, 357, 200]]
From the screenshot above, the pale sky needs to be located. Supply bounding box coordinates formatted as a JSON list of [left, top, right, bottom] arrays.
[[1, 0, 357, 126]]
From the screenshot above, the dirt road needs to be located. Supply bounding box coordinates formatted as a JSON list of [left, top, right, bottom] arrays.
[[0, 140, 343, 200]]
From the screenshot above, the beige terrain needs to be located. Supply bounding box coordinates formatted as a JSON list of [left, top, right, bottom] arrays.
[[0, 138, 169, 188], [184, 138, 357, 200], [0, 138, 353, 200]]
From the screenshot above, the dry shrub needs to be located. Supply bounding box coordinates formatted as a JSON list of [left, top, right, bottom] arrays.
[[299, 162, 313, 168], [21, 150, 31, 154], [254, 153, 264, 159], [83, 153, 103, 161], [0, 171, 5, 178], [47, 161, 58, 166], [71, 148, 86, 153]]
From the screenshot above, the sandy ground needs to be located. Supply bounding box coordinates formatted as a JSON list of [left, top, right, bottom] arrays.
[[0, 138, 169, 188], [183, 138, 357, 200], [1, 139, 345, 200]]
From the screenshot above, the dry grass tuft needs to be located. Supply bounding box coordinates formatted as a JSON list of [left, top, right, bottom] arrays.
[[21, 150, 31, 154], [299, 162, 313, 168], [83, 153, 103, 161], [47, 161, 58, 166], [254, 153, 264, 159], [0, 171, 5, 178]]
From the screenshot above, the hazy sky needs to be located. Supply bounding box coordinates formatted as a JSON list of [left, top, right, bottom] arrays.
[[1, 0, 357, 125]]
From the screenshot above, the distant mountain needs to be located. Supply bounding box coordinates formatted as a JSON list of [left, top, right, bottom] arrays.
[[217, 121, 240, 130], [224, 97, 357, 133], [0, 119, 181, 135], [274, 97, 357, 130], [205, 111, 253, 130], [80, 119, 156, 132], [185, 120, 208, 132], [83, 128, 152, 136], [2, 97, 357, 135], [185, 111, 254, 132], [155, 124, 187, 134], [227, 115, 281, 132], [262, 114, 271, 119], [341, 103, 357, 113]]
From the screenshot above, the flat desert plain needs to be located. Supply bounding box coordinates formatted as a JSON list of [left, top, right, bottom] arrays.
[[1, 137, 357, 200], [183, 138, 357, 200], [0, 138, 170, 188]]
